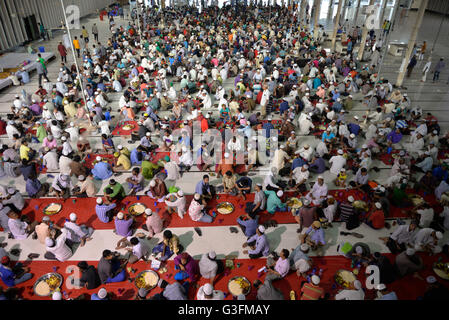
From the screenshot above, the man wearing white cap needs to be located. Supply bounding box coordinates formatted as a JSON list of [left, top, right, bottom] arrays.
[[413, 228, 443, 254], [335, 280, 365, 300], [374, 283, 398, 300], [91, 156, 113, 180], [44, 227, 73, 262], [328, 149, 346, 175], [199, 251, 224, 285], [165, 190, 186, 219], [64, 213, 94, 247], [300, 275, 325, 300], [289, 243, 312, 277], [242, 225, 270, 259], [95, 197, 116, 223], [188, 193, 214, 223], [264, 189, 286, 214], [49, 173, 73, 199], [305, 176, 328, 206], [394, 248, 424, 278], [196, 282, 225, 300], [143, 208, 163, 238], [91, 288, 109, 300], [291, 164, 310, 193]]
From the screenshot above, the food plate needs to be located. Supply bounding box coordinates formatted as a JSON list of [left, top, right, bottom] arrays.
[[216, 202, 235, 215], [286, 197, 303, 209], [134, 270, 160, 290], [433, 262, 449, 280], [122, 124, 135, 131], [43, 203, 63, 216], [409, 194, 424, 206], [228, 276, 251, 296], [335, 269, 357, 288], [33, 273, 63, 296], [128, 203, 147, 216]]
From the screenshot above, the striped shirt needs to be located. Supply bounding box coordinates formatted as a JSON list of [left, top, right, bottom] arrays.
[[339, 202, 355, 223], [95, 203, 116, 223], [300, 283, 325, 300]]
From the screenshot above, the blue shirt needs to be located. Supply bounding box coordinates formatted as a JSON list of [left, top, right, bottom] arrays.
[[95, 203, 116, 223], [195, 181, 211, 195], [262, 122, 275, 138], [92, 162, 113, 180], [433, 166, 448, 181], [130, 148, 142, 165], [279, 101, 289, 113], [322, 132, 336, 142], [237, 216, 259, 237], [310, 157, 326, 173], [19, 71, 30, 84], [247, 233, 270, 256], [377, 292, 398, 300], [305, 226, 326, 245], [348, 123, 361, 135], [0, 266, 15, 287], [292, 157, 307, 171]]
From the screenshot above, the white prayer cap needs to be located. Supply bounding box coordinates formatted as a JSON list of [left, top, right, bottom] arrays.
[[355, 246, 363, 254], [354, 116, 359, 120], [258, 225, 266, 233], [96, 156, 102, 161], [304, 144, 310, 148], [427, 276, 437, 284], [145, 208, 153, 216], [98, 288, 107, 299], [317, 175, 324, 180], [375, 202, 382, 209], [436, 231, 443, 240], [362, 144, 367, 148], [43, 216, 50, 222], [194, 193, 201, 200], [337, 149, 343, 155], [69, 213, 77, 221], [208, 251, 216, 259], [406, 248, 415, 256], [303, 199, 311, 206], [224, 152, 230, 158], [303, 164, 309, 170], [295, 259, 310, 273], [272, 136, 278, 142], [61, 136, 67, 141], [348, 196, 355, 202], [70, 122, 74, 127], [146, 132, 151, 137], [280, 145, 285, 149], [203, 283, 213, 295], [311, 275, 320, 285], [177, 190, 184, 197], [376, 284, 386, 290], [96, 197, 103, 204], [117, 145, 123, 150], [52, 291, 62, 300], [117, 212, 124, 219], [353, 280, 362, 290], [45, 237, 54, 247], [350, 133, 355, 138], [300, 243, 310, 252], [149, 180, 156, 187], [433, 130, 438, 134], [276, 190, 284, 197]]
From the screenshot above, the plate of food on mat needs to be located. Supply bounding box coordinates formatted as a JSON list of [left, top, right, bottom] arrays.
[[433, 262, 449, 280], [216, 202, 235, 215], [128, 203, 147, 216], [228, 276, 251, 296], [33, 273, 63, 296], [135, 270, 159, 290], [335, 269, 357, 288], [122, 124, 135, 131], [43, 203, 63, 216], [409, 194, 425, 206], [286, 197, 303, 209]]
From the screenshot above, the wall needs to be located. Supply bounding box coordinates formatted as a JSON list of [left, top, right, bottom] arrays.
[[426, 0, 449, 14], [0, 0, 114, 52]]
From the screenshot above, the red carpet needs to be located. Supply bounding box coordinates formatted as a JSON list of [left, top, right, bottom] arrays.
[[20, 186, 442, 231], [83, 154, 115, 169], [11, 253, 448, 300], [111, 121, 139, 136]]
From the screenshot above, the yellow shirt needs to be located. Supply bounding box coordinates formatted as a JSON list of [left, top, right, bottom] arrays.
[[119, 147, 131, 158], [19, 145, 31, 160], [73, 39, 80, 49], [116, 154, 131, 170]]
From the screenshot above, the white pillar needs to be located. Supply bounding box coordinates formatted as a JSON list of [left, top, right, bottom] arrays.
[[357, 0, 375, 61], [331, 0, 344, 50], [313, 0, 321, 39], [395, 0, 428, 87]]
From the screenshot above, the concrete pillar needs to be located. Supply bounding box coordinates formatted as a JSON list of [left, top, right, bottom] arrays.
[[353, 0, 361, 27], [395, 0, 428, 87], [356, 0, 375, 61], [390, 0, 401, 30], [327, 0, 333, 19], [341, 0, 348, 21], [331, 0, 344, 50], [380, 0, 388, 25], [313, 0, 321, 39]]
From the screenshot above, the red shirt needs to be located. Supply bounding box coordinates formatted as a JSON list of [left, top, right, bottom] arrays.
[[300, 283, 325, 300], [201, 118, 209, 133], [368, 210, 385, 229], [0, 120, 6, 135]]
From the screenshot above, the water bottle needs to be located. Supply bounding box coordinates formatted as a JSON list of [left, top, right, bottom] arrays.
[[319, 269, 323, 277], [387, 147, 392, 154]]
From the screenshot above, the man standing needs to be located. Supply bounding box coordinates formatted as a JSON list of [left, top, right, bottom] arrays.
[[57, 42, 67, 63], [433, 58, 445, 82], [36, 58, 50, 86], [92, 23, 99, 42]]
